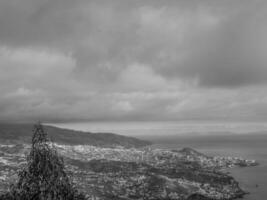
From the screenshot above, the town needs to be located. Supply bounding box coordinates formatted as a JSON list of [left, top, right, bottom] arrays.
[[0, 143, 258, 200]]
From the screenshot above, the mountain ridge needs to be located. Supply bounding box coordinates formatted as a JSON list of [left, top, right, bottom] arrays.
[[0, 123, 151, 148]]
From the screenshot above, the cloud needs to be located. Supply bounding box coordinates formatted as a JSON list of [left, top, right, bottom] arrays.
[[0, 47, 79, 122], [0, 0, 267, 122], [165, 4, 267, 87], [112, 101, 134, 112], [116, 63, 169, 92], [1, 0, 266, 88]]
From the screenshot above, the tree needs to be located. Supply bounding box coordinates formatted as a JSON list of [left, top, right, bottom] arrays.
[[0, 123, 87, 200]]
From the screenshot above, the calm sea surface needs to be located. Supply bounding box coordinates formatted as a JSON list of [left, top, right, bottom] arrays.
[[49, 121, 267, 200]]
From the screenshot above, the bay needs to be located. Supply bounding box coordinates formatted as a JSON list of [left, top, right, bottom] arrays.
[[49, 121, 267, 200]]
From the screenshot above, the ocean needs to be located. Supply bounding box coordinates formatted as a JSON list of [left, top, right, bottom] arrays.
[[49, 121, 267, 200]]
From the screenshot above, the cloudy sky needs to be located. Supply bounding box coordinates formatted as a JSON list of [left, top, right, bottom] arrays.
[[0, 0, 267, 123]]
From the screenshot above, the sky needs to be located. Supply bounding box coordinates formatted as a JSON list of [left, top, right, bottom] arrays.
[[0, 0, 267, 123]]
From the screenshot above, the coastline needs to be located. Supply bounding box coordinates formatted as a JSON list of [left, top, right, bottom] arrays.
[[226, 163, 266, 200], [0, 142, 256, 200]]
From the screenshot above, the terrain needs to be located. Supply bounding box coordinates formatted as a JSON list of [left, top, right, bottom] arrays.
[[0, 123, 151, 147], [0, 124, 258, 200]]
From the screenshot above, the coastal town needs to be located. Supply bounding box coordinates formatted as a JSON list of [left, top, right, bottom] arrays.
[[0, 143, 258, 200]]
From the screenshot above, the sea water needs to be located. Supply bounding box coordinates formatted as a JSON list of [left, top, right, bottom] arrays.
[[49, 121, 267, 200], [153, 138, 267, 200]]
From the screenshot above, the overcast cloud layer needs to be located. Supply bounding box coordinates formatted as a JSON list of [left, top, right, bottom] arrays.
[[0, 0, 267, 122]]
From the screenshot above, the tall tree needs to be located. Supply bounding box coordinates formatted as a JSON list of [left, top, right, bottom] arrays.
[[0, 123, 87, 200]]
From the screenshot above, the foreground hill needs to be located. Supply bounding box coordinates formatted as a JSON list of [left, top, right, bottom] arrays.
[[0, 143, 257, 200], [0, 124, 258, 199], [0, 123, 151, 148]]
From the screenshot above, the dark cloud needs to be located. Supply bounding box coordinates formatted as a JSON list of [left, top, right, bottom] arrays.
[[1, 0, 266, 87], [0, 0, 267, 122], [160, 2, 267, 87]]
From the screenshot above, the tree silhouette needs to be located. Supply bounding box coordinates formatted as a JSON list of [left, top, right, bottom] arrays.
[[0, 123, 87, 200]]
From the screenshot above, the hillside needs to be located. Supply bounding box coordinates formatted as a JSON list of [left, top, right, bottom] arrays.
[[0, 142, 257, 199], [0, 123, 151, 148], [0, 124, 259, 199]]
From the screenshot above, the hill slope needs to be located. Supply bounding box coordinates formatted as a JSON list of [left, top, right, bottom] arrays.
[[0, 123, 151, 148]]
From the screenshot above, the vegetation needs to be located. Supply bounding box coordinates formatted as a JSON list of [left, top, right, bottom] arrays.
[[0, 123, 253, 199], [0, 123, 87, 200]]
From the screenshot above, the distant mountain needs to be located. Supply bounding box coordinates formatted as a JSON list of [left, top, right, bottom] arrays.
[[0, 123, 151, 148]]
